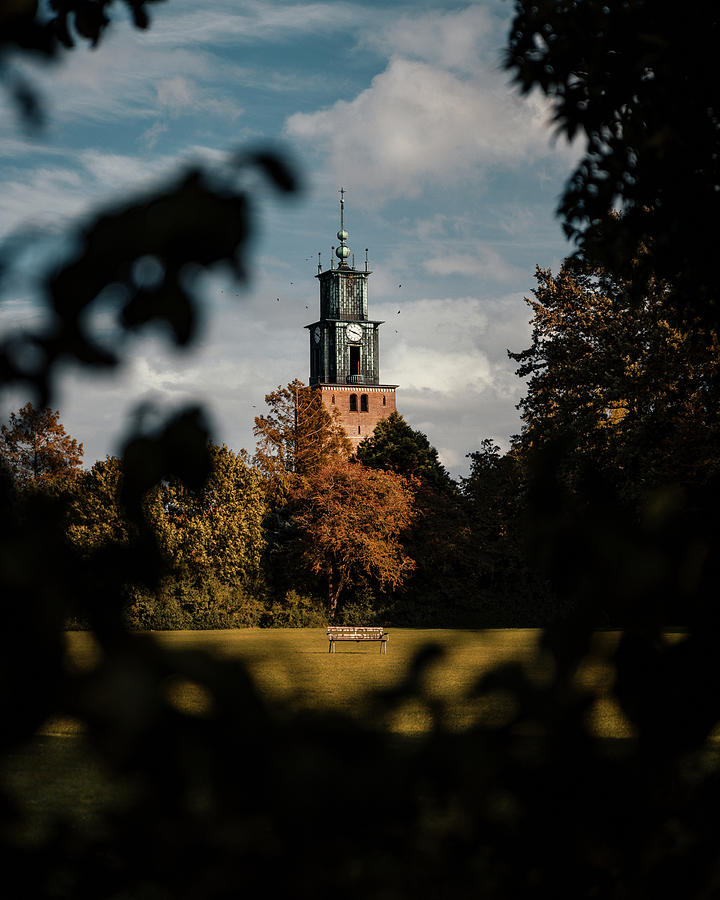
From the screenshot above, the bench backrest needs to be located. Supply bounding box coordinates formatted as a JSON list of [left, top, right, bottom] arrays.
[[327, 626, 385, 639]]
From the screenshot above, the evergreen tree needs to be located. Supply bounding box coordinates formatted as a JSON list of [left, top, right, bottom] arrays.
[[357, 411, 453, 491], [509, 257, 720, 499]]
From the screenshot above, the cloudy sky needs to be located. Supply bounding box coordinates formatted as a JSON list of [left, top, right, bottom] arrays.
[[0, 0, 580, 479]]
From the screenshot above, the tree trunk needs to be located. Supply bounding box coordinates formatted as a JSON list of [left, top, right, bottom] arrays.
[[327, 569, 343, 621]]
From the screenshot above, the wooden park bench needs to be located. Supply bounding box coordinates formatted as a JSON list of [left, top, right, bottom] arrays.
[[327, 626, 388, 654]]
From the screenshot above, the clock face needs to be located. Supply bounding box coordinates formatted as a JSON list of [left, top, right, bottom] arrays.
[[346, 323, 362, 342], [313, 326, 321, 344]]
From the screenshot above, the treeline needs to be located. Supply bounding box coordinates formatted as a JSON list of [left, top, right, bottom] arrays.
[[1, 397, 541, 628], [5, 250, 718, 630]]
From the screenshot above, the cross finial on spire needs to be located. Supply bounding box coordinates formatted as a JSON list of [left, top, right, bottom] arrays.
[[335, 189, 351, 265]]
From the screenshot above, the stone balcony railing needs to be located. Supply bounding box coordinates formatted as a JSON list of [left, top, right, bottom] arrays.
[[346, 374, 365, 384]]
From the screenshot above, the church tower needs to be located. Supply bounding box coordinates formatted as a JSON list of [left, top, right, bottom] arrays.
[[306, 190, 397, 450]]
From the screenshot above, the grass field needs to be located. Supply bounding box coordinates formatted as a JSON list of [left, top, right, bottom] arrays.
[[0, 627, 678, 839], [44, 627, 634, 738]]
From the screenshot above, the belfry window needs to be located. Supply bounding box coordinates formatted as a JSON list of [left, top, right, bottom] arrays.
[[349, 345, 360, 376], [360, 394, 368, 412], [349, 394, 357, 411]]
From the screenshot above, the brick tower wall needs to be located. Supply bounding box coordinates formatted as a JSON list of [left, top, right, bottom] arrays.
[[316, 384, 397, 451]]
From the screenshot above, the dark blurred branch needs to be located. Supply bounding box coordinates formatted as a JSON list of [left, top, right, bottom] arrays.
[[0, 1, 165, 127], [0, 150, 298, 407]]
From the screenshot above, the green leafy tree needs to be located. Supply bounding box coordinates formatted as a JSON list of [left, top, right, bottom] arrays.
[[288, 459, 415, 619], [149, 443, 268, 586], [459, 439, 551, 622], [357, 413, 474, 624], [253, 379, 352, 476], [0, 401, 83, 488], [66, 455, 131, 554], [356, 411, 452, 491]]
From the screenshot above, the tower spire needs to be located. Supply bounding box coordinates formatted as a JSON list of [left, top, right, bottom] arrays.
[[335, 186, 350, 266], [307, 195, 398, 449]]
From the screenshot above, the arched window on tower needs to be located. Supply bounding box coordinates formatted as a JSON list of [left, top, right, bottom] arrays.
[[349, 394, 357, 411], [360, 394, 368, 412], [382, 395, 386, 406]]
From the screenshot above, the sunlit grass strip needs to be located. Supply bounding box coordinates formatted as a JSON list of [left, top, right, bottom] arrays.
[[46, 628, 643, 740]]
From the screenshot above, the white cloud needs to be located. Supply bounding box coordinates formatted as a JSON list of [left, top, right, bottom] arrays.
[[153, 75, 244, 121], [376, 293, 528, 393], [360, 4, 500, 75], [286, 55, 573, 204], [157, 76, 198, 113], [392, 343, 492, 393], [0, 143, 232, 242], [0, 166, 87, 238], [79, 150, 173, 191], [5, 26, 239, 128], [144, 1, 362, 46], [423, 246, 527, 283], [142, 121, 169, 149]]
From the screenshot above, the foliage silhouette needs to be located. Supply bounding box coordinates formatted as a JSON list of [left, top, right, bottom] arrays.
[[0, 1, 163, 128], [505, 0, 720, 322], [2, 3, 720, 898]]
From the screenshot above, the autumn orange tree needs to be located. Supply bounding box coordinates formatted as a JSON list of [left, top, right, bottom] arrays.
[[0, 401, 83, 488], [288, 459, 415, 620], [253, 379, 351, 476]]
